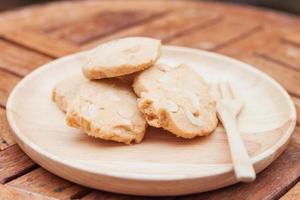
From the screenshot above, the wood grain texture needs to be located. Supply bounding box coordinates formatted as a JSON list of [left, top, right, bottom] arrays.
[[0, 145, 36, 184], [0, 39, 51, 76], [281, 182, 300, 200], [81, 191, 175, 200], [292, 97, 300, 126], [225, 55, 300, 98], [6, 168, 90, 199], [82, 9, 221, 49], [194, 1, 300, 28], [216, 27, 300, 75], [257, 41, 300, 72], [168, 15, 262, 50], [0, 184, 56, 200], [0, 70, 20, 106], [2, 31, 79, 58], [0, 0, 298, 199], [0, 0, 180, 33], [216, 28, 280, 56], [0, 108, 15, 150], [282, 32, 300, 47], [46, 10, 167, 45], [81, 191, 131, 200]]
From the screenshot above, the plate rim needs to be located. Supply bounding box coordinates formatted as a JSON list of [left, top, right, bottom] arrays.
[[6, 45, 297, 182]]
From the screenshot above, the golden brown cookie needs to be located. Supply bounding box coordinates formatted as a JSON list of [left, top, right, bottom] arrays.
[[82, 37, 161, 80], [133, 63, 218, 138], [52, 75, 147, 144]]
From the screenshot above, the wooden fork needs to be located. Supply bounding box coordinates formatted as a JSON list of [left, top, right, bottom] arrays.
[[215, 81, 256, 182]]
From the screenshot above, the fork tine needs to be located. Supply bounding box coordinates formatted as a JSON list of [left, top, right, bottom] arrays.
[[227, 81, 235, 98], [220, 81, 233, 99]]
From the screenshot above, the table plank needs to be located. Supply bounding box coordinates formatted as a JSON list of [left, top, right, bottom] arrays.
[[281, 182, 300, 200], [217, 28, 281, 57], [0, 40, 51, 76], [1, 31, 79, 58], [216, 27, 300, 74], [46, 10, 167, 45], [194, 2, 300, 28], [0, 108, 15, 151], [6, 168, 90, 199], [292, 97, 300, 126], [0, 1, 180, 33], [0, 1, 106, 33], [0, 145, 36, 184], [0, 184, 57, 200], [282, 32, 300, 47], [81, 191, 174, 200], [224, 54, 300, 98], [215, 29, 300, 95], [0, 70, 20, 106], [83, 9, 221, 49], [168, 15, 262, 50], [257, 41, 300, 72]]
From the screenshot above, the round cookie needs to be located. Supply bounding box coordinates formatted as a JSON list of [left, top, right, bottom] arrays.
[[52, 75, 147, 144], [82, 37, 161, 80], [133, 63, 218, 139]]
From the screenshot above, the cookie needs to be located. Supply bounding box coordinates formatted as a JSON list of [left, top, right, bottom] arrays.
[[52, 75, 85, 112], [133, 63, 218, 139], [82, 37, 161, 80], [52, 75, 147, 144]]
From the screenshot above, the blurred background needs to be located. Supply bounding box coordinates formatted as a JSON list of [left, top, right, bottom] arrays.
[[0, 0, 299, 15]]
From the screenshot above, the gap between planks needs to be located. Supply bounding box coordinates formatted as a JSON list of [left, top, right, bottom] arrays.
[[0, 66, 23, 78], [255, 53, 300, 74], [280, 181, 300, 200], [0, 144, 93, 199], [281, 38, 300, 49], [0, 36, 56, 59], [0, 144, 39, 184], [77, 10, 171, 45], [81, 9, 224, 49], [276, 177, 300, 200], [250, 53, 300, 99], [0, 11, 222, 77], [211, 25, 264, 51], [163, 14, 223, 43], [5, 167, 93, 199], [0, 184, 57, 200], [3, 164, 39, 185], [255, 37, 300, 74]]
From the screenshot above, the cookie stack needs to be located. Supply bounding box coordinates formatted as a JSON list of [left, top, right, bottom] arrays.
[[52, 37, 218, 144]]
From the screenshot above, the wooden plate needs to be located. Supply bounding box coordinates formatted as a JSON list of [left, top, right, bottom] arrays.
[[6, 46, 296, 196]]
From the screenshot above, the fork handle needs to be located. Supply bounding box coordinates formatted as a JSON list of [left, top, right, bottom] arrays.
[[218, 110, 256, 182]]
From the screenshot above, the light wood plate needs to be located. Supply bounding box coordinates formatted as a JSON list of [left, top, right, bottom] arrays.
[[6, 46, 296, 196]]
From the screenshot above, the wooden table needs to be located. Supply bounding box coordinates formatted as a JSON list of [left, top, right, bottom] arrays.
[[0, 0, 299, 199]]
